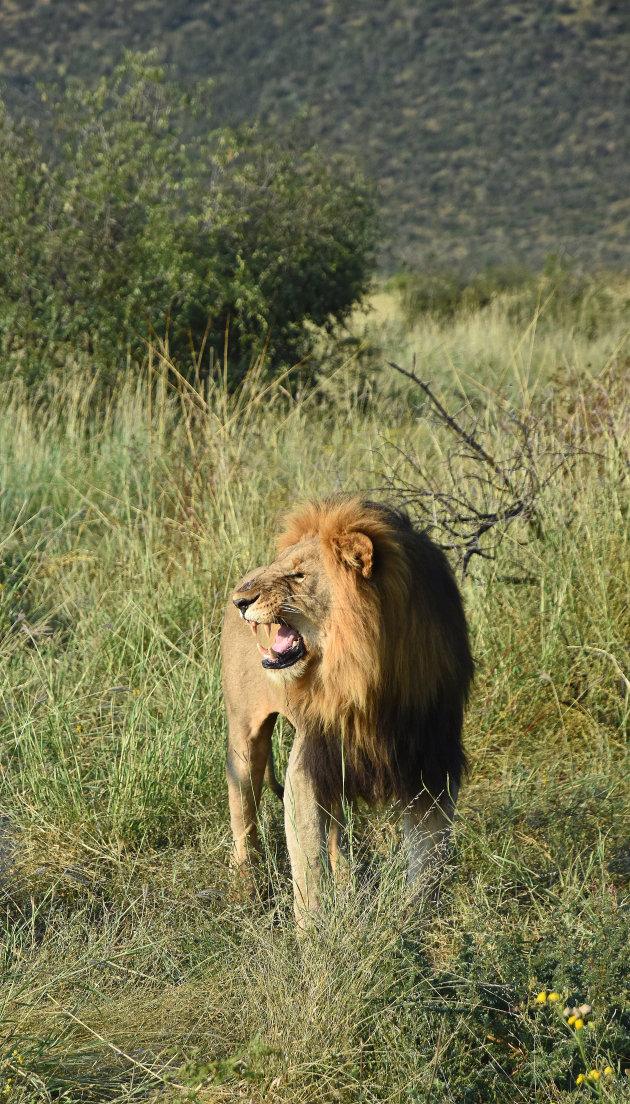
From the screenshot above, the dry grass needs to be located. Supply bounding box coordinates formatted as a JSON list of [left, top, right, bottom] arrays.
[[0, 294, 629, 1101]]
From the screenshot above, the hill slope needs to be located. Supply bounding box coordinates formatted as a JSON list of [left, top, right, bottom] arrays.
[[2, 0, 630, 272]]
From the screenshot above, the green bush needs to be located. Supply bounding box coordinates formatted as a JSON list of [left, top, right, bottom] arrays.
[[0, 53, 376, 385], [389, 265, 532, 326], [390, 257, 630, 338]]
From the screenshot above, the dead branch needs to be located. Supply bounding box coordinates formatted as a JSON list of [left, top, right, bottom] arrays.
[[386, 360, 572, 574]]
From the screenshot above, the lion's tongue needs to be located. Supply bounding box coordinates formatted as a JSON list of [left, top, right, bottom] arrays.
[[271, 624, 300, 655]]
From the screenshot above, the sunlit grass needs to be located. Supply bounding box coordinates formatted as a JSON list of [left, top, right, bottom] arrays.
[[0, 297, 629, 1101]]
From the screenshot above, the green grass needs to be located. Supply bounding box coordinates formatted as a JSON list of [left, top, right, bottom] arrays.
[[0, 288, 629, 1101]]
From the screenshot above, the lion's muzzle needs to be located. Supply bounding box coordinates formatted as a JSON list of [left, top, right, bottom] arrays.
[[250, 621, 306, 670], [232, 591, 306, 670]]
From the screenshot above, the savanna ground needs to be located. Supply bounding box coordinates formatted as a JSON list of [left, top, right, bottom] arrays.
[[0, 282, 629, 1102]]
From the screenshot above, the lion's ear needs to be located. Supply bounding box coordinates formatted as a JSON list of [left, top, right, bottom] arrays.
[[331, 530, 373, 578]]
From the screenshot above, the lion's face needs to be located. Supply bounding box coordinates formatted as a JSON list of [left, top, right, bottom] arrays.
[[232, 537, 334, 676]]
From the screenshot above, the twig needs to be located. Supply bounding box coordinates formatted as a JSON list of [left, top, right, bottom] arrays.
[[389, 360, 509, 485], [569, 646, 630, 698], [47, 996, 183, 1091], [384, 359, 563, 571]]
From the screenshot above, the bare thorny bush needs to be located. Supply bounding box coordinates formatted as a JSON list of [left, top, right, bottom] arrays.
[[385, 356, 630, 576]]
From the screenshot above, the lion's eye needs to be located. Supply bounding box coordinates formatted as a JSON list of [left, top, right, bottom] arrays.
[[290, 572, 305, 582]]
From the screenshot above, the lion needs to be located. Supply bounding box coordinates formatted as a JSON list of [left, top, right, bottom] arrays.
[[222, 495, 473, 926]]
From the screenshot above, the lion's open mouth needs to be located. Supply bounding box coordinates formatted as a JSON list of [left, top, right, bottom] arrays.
[[249, 621, 306, 670]]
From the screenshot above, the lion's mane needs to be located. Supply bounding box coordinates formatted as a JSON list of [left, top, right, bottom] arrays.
[[278, 496, 473, 807]]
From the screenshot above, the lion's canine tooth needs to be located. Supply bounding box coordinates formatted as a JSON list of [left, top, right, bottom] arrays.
[[250, 622, 258, 637]]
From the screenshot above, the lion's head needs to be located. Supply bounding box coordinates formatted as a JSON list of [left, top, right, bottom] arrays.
[[231, 532, 334, 676], [231, 496, 473, 805]]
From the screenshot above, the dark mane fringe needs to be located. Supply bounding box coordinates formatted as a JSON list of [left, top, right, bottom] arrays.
[[282, 497, 473, 808], [302, 695, 468, 807]]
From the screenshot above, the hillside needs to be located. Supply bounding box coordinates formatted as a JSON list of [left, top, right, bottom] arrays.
[[2, 0, 630, 272]]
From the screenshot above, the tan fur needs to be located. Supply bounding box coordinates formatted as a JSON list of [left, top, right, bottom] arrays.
[[222, 496, 473, 926]]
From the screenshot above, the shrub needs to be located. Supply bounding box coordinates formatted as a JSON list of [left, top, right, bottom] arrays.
[[389, 265, 532, 326], [390, 256, 630, 338], [0, 53, 377, 385]]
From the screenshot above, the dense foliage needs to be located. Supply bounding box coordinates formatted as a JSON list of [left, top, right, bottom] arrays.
[[0, 54, 376, 383]]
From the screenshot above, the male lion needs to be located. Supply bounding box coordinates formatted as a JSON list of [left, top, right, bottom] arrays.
[[222, 496, 473, 926]]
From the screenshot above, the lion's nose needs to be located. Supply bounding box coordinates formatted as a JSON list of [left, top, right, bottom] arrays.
[[234, 594, 258, 615]]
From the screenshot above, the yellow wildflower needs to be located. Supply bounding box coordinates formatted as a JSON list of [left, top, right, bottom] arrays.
[[587, 1069, 600, 1081], [568, 1015, 576, 1025], [535, 991, 547, 1003], [574, 1018, 584, 1029], [604, 1067, 614, 1077], [548, 992, 561, 1001], [576, 1073, 585, 1085]]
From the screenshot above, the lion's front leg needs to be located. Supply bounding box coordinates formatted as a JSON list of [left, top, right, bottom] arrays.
[[226, 713, 277, 885], [284, 734, 330, 928], [403, 787, 458, 903]]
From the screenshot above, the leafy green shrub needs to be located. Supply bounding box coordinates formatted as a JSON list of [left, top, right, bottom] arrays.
[[505, 254, 630, 339], [390, 257, 630, 338], [389, 265, 532, 326], [0, 53, 376, 385]]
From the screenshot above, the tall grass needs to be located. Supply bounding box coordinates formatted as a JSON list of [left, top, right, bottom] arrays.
[[0, 290, 629, 1101]]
